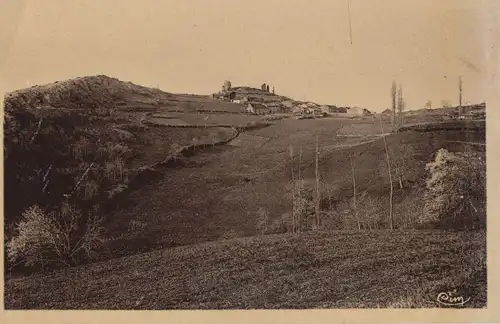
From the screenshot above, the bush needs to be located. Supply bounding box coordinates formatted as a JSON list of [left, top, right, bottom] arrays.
[[355, 192, 385, 230], [256, 207, 270, 234], [268, 213, 293, 234], [7, 203, 106, 269], [255, 208, 294, 234], [292, 180, 316, 232], [169, 142, 185, 161], [420, 148, 485, 229]]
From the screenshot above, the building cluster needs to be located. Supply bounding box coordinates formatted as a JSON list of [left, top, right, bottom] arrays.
[[213, 82, 372, 117]]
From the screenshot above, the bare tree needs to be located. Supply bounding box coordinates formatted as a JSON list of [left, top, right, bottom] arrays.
[[357, 192, 383, 229], [397, 84, 405, 127], [349, 153, 361, 230], [315, 134, 321, 229], [391, 81, 397, 127], [289, 145, 296, 233], [222, 80, 232, 92], [458, 76, 463, 116], [298, 146, 303, 233], [379, 144, 415, 190], [379, 116, 394, 230], [425, 100, 432, 110]]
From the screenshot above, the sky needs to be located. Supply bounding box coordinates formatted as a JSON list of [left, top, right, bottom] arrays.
[[0, 0, 489, 111]]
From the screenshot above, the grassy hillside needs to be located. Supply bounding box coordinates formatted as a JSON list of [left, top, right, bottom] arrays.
[[4, 75, 173, 111], [4, 230, 486, 309], [98, 118, 484, 261]]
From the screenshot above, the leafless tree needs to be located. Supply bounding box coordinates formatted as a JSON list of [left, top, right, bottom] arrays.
[[289, 145, 296, 233], [425, 100, 432, 110], [391, 81, 397, 127], [349, 153, 361, 230], [458, 76, 463, 115], [222, 80, 232, 92], [379, 116, 394, 230], [379, 144, 415, 190], [397, 84, 405, 127], [297, 146, 303, 233], [315, 134, 321, 229]]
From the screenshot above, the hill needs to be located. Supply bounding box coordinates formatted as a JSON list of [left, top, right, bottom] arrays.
[[212, 86, 301, 111], [4, 75, 174, 111], [3, 76, 247, 241]]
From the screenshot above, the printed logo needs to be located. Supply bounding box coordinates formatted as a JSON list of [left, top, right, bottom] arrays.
[[436, 290, 471, 307]]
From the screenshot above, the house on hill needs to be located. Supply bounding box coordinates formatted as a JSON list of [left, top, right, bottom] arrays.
[[246, 103, 268, 115], [320, 105, 347, 114], [332, 106, 348, 113], [346, 107, 371, 117], [231, 96, 249, 104]]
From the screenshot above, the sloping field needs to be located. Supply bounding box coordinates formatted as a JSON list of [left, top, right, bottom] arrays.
[[159, 100, 247, 113], [4, 230, 486, 309], [125, 125, 237, 169], [100, 118, 484, 260], [146, 112, 262, 126]]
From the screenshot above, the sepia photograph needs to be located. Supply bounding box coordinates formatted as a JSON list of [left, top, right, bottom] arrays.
[[1, 0, 496, 320]]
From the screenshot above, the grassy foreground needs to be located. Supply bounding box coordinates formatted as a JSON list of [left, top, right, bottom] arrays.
[[4, 230, 486, 309]]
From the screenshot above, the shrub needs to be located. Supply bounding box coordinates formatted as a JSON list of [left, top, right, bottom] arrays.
[[79, 179, 100, 200], [107, 183, 129, 199], [6, 205, 57, 268], [420, 148, 485, 229], [104, 157, 125, 181], [169, 143, 185, 161], [355, 192, 384, 230], [268, 213, 293, 234], [256, 207, 270, 234], [292, 180, 316, 232], [7, 203, 106, 269], [71, 136, 93, 162]]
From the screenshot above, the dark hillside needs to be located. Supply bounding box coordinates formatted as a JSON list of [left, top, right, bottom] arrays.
[[3, 77, 237, 249]]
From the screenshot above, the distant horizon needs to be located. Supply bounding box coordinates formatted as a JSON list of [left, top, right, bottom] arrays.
[[1, 0, 487, 112], [4, 72, 486, 112]]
